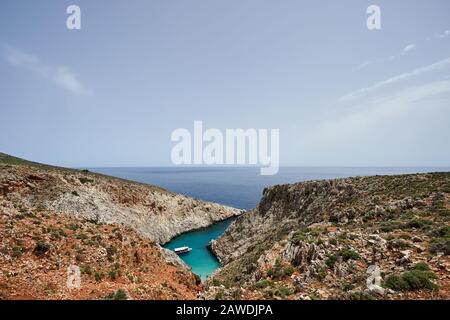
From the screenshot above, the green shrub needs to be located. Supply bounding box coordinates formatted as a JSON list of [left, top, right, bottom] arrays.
[[384, 274, 410, 291], [292, 229, 308, 244], [108, 270, 118, 280], [316, 267, 327, 281], [94, 272, 103, 282], [325, 254, 338, 269], [105, 288, 128, 300], [79, 177, 93, 184], [403, 270, 437, 291], [428, 226, 450, 238], [429, 239, 450, 255], [404, 219, 433, 230], [267, 259, 283, 280], [339, 249, 360, 261], [68, 224, 81, 231], [274, 287, 292, 298], [283, 265, 295, 277], [76, 233, 88, 241], [341, 283, 354, 292], [264, 290, 274, 299], [348, 291, 375, 300], [388, 239, 410, 249], [384, 266, 437, 292], [253, 279, 272, 289], [12, 246, 25, 257], [380, 221, 401, 232], [33, 242, 50, 257], [267, 260, 296, 280], [106, 245, 117, 261], [413, 262, 431, 272], [215, 289, 224, 300], [81, 265, 92, 275]]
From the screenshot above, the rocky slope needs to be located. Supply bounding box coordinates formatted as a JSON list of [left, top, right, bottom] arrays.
[[0, 207, 201, 299], [0, 152, 241, 300], [0, 153, 242, 244], [206, 173, 450, 300]]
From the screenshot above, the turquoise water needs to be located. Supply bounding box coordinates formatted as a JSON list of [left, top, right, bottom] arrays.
[[163, 217, 236, 280]]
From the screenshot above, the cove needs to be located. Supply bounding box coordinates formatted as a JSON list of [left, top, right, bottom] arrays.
[[163, 217, 236, 280]]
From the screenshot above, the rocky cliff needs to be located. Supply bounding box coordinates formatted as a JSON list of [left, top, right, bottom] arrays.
[[0, 153, 243, 244], [207, 173, 450, 300], [0, 152, 241, 299]]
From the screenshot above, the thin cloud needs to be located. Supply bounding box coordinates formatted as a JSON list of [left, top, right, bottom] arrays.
[[438, 30, 450, 39], [358, 43, 416, 70], [339, 56, 450, 102], [2, 44, 90, 95], [389, 43, 416, 61], [356, 60, 372, 70], [294, 79, 450, 165], [402, 43, 416, 55]]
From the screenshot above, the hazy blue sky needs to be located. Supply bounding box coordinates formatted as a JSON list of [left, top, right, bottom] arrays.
[[0, 0, 449, 167]]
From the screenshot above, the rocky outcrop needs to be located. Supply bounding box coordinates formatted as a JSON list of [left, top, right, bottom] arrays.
[[0, 153, 243, 244], [0, 201, 202, 299], [0, 152, 241, 300], [208, 173, 450, 300], [211, 179, 361, 265]]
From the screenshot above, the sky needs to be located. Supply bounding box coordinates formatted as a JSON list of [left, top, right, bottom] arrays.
[[0, 0, 449, 167]]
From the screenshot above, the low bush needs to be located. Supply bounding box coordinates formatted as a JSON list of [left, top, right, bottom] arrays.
[[274, 287, 292, 298], [105, 288, 128, 300], [429, 239, 450, 255], [325, 254, 338, 269], [339, 249, 360, 261], [33, 242, 50, 257], [81, 265, 92, 275], [253, 279, 272, 289], [384, 264, 437, 291]]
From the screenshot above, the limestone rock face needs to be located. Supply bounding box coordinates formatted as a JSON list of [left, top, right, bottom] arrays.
[[0, 152, 241, 299], [0, 153, 243, 244], [211, 179, 360, 264], [208, 173, 450, 300]]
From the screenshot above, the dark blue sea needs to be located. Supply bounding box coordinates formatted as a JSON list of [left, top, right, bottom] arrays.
[[89, 166, 449, 210]]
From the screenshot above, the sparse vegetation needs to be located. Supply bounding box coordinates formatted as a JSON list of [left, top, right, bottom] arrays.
[[33, 242, 50, 257], [79, 177, 93, 184], [266, 260, 295, 280], [274, 286, 292, 298], [108, 270, 118, 280], [384, 264, 438, 291], [253, 279, 272, 289], [81, 265, 93, 276], [94, 271, 103, 282], [105, 288, 128, 300], [338, 249, 360, 261], [215, 288, 224, 300], [12, 246, 25, 257], [106, 245, 117, 262], [325, 254, 338, 269]]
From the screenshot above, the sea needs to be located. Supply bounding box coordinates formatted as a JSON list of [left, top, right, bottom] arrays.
[[89, 166, 450, 280]]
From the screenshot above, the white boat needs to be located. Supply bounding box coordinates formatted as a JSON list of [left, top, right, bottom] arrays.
[[174, 246, 192, 254]]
